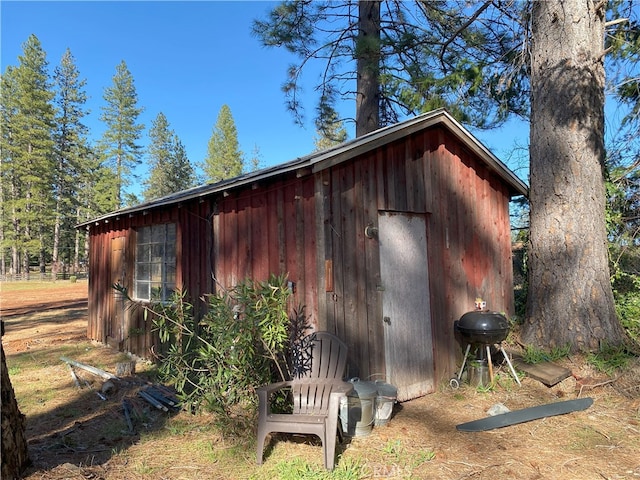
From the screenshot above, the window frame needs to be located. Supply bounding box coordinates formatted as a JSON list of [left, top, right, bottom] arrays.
[[133, 223, 177, 302]]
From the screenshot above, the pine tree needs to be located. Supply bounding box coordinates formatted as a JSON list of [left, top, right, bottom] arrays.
[[52, 48, 90, 278], [355, 0, 380, 136], [170, 137, 194, 191], [143, 112, 194, 201], [521, 0, 627, 350], [203, 104, 243, 183], [253, 1, 525, 135], [0, 67, 18, 276], [313, 108, 348, 151], [247, 144, 263, 172], [0, 35, 55, 276], [255, 1, 635, 352], [98, 60, 144, 209], [89, 161, 119, 214], [143, 112, 172, 200]]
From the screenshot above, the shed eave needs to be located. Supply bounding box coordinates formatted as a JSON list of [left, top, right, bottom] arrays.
[[310, 109, 528, 198], [439, 113, 529, 197], [77, 109, 528, 229], [76, 155, 314, 228]]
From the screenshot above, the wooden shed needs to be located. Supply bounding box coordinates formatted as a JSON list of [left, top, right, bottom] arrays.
[[79, 109, 527, 401]]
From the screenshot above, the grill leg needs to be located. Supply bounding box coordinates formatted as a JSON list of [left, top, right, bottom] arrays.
[[499, 344, 521, 385], [486, 345, 494, 383], [456, 344, 471, 381]]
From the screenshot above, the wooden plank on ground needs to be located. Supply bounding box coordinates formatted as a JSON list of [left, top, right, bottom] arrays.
[[61, 356, 119, 380], [513, 358, 571, 386]]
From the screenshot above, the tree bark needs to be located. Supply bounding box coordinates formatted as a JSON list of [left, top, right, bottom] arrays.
[[523, 0, 627, 350], [52, 201, 61, 280], [74, 207, 81, 274], [1, 329, 29, 479], [356, 0, 381, 137]]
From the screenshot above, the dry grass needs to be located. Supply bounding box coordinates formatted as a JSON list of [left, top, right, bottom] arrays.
[[2, 281, 640, 479]]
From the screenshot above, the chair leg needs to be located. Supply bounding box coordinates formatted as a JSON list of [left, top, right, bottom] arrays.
[[256, 428, 267, 465], [324, 430, 337, 471], [256, 390, 270, 465], [324, 413, 341, 470]]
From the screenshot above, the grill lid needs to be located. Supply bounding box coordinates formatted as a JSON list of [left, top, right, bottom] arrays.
[[457, 311, 509, 333], [455, 311, 510, 344]]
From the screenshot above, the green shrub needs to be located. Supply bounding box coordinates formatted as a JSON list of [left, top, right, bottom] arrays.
[[521, 343, 571, 364], [141, 274, 309, 434], [587, 342, 635, 375], [613, 291, 640, 342]]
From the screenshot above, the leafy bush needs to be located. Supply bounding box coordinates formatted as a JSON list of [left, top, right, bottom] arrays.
[[610, 254, 640, 343], [141, 274, 310, 433]]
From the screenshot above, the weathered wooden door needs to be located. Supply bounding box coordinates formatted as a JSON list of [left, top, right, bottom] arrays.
[[378, 212, 434, 401], [110, 236, 126, 348]]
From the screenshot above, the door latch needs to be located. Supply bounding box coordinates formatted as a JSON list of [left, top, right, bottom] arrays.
[[383, 316, 391, 325]]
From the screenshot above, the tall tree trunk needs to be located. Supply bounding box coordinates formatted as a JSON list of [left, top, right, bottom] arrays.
[[39, 230, 46, 276], [356, 0, 381, 137], [0, 225, 5, 277], [83, 210, 90, 272], [11, 192, 20, 275], [74, 207, 81, 274], [1, 327, 30, 479], [116, 150, 123, 209], [523, 0, 627, 350], [0, 160, 4, 277], [52, 201, 61, 280], [11, 245, 18, 275], [22, 248, 29, 281]]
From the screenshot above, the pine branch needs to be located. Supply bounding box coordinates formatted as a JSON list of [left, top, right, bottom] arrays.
[[436, 0, 493, 71]]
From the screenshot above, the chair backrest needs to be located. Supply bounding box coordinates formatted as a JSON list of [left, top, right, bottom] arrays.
[[291, 331, 348, 415]]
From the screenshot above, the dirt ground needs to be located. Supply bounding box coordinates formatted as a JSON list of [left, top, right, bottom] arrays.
[[2, 282, 640, 479]]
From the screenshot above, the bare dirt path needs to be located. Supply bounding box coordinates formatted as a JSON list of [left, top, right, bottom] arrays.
[[1, 281, 88, 311], [1, 282, 89, 353]]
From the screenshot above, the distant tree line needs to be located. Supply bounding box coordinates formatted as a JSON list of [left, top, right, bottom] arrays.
[[1, 34, 348, 279]]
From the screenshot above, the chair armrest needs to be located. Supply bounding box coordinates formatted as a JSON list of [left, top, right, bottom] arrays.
[[328, 381, 353, 411], [330, 381, 353, 395], [256, 381, 292, 396], [256, 381, 294, 417]]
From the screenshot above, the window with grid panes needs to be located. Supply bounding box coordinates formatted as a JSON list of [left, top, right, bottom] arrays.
[[134, 223, 176, 301]]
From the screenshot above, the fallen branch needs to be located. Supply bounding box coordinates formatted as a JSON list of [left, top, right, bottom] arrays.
[[578, 378, 617, 397], [61, 356, 119, 380]]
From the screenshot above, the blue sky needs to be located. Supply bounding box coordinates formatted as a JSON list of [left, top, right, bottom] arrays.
[[1, 1, 529, 198]]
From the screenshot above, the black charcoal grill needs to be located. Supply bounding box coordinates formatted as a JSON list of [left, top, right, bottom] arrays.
[[450, 310, 520, 388], [455, 311, 510, 345]]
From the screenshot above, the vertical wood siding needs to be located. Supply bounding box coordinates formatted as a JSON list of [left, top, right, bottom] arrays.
[[85, 123, 516, 393], [213, 175, 318, 323], [87, 202, 214, 358], [319, 126, 514, 383]]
